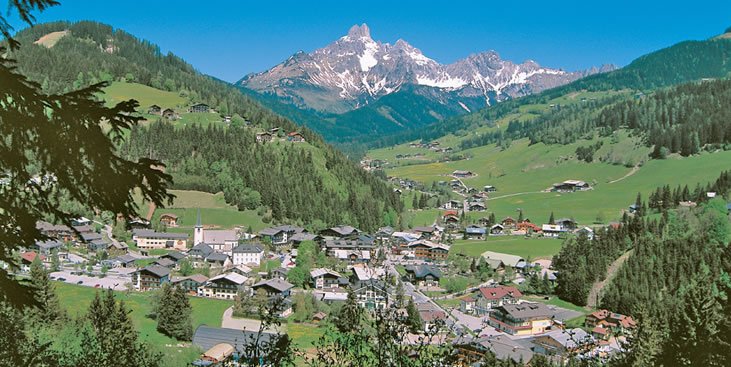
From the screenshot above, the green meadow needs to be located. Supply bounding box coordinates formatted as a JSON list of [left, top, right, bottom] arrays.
[[451, 237, 564, 260], [102, 82, 187, 109]]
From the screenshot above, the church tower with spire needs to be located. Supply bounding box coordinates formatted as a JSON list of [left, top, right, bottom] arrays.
[[194, 209, 203, 246]]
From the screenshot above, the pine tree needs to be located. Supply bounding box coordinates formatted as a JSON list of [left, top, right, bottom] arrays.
[[406, 298, 422, 333], [156, 283, 193, 340], [29, 255, 62, 323], [548, 212, 555, 225], [335, 288, 363, 333]]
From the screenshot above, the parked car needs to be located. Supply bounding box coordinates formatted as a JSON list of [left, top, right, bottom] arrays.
[[58, 277, 66, 282], [94, 284, 100, 288], [76, 280, 83, 285]]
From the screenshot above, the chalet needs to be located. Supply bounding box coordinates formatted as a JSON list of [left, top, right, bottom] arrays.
[[353, 280, 392, 310], [290, 232, 321, 247], [258, 225, 305, 246], [171, 273, 209, 294], [252, 278, 293, 297], [453, 170, 474, 178], [490, 224, 504, 235], [478, 217, 492, 227], [189, 103, 210, 113], [420, 309, 447, 332], [132, 229, 188, 250], [256, 132, 274, 143], [412, 226, 438, 240], [375, 226, 394, 244], [133, 265, 170, 291], [188, 243, 214, 260], [20, 251, 45, 272], [404, 264, 441, 287], [574, 227, 594, 240], [333, 249, 371, 264], [147, 105, 161, 115], [473, 286, 522, 315], [153, 258, 176, 269], [555, 218, 577, 230], [483, 185, 497, 192], [160, 251, 187, 265], [269, 127, 281, 135], [390, 231, 421, 247], [223, 115, 232, 123], [445, 200, 464, 210], [319, 225, 361, 239], [501, 217, 516, 227], [269, 267, 289, 280], [159, 213, 178, 227], [459, 296, 476, 314], [532, 328, 595, 364], [481, 251, 523, 269], [453, 335, 534, 366], [350, 266, 386, 288], [36, 221, 73, 241], [198, 273, 247, 300], [406, 240, 450, 261], [129, 219, 150, 230], [104, 253, 137, 268], [287, 132, 306, 142], [204, 252, 231, 268], [33, 240, 64, 256], [585, 309, 636, 331], [679, 201, 698, 208], [464, 225, 486, 240], [312, 312, 327, 323], [79, 232, 102, 244], [488, 303, 553, 335], [552, 180, 591, 192], [443, 211, 460, 223], [228, 264, 252, 277], [468, 202, 487, 212], [541, 224, 565, 238], [628, 204, 638, 214], [88, 239, 111, 251], [162, 108, 178, 120], [310, 268, 342, 289], [199, 229, 239, 252], [516, 222, 539, 233], [231, 244, 264, 266]]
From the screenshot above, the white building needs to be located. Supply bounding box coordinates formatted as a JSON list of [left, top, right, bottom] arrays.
[[231, 244, 265, 266]]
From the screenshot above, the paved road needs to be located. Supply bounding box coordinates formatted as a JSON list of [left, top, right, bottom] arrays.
[[221, 306, 282, 333]]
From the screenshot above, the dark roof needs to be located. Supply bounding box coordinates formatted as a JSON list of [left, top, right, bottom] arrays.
[[412, 226, 436, 234], [139, 265, 170, 278], [478, 286, 522, 300], [405, 264, 442, 279], [36, 240, 63, 250], [192, 325, 272, 355], [189, 243, 214, 257], [80, 232, 102, 242], [253, 278, 293, 293], [205, 253, 229, 263], [496, 303, 551, 319], [232, 244, 264, 253], [163, 251, 187, 261], [321, 225, 360, 236], [154, 258, 176, 267]]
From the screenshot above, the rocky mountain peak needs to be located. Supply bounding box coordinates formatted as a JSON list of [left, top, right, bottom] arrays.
[[347, 23, 371, 39]]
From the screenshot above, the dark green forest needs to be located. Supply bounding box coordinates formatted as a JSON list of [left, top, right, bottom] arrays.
[[6, 20, 401, 231]]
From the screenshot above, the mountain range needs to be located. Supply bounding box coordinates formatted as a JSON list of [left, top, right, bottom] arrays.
[[237, 24, 615, 141]]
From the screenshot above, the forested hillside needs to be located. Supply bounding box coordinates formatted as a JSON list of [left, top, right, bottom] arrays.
[[352, 35, 731, 153], [7, 21, 401, 231]]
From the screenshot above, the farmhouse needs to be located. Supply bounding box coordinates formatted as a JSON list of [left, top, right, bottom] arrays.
[[159, 213, 178, 227], [464, 225, 486, 240], [454, 335, 534, 366], [319, 225, 361, 239], [412, 226, 439, 240], [147, 104, 161, 114], [575, 227, 594, 240], [353, 281, 392, 310], [287, 132, 306, 142], [204, 252, 231, 268], [468, 202, 487, 212], [453, 170, 474, 178], [231, 243, 265, 266], [33, 240, 64, 256], [517, 222, 540, 232], [350, 266, 386, 288], [310, 268, 342, 289], [133, 265, 170, 291], [406, 240, 450, 261], [488, 303, 553, 335], [483, 185, 497, 192], [404, 264, 441, 287], [20, 251, 45, 272], [532, 328, 595, 364], [501, 217, 516, 227], [189, 103, 210, 113], [445, 200, 464, 210], [473, 286, 522, 315], [481, 251, 523, 269], [198, 273, 247, 300], [171, 273, 209, 295], [252, 278, 293, 297], [162, 108, 178, 120], [555, 218, 577, 230], [541, 224, 566, 238], [585, 309, 636, 330], [552, 180, 591, 192], [188, 243, 214, 260], [258, 225, 305, 246], [256, 132, 274, 143], [132, 229, 188, 250]]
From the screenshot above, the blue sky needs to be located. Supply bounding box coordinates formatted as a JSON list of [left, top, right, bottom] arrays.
[[6, 0, 731, 82]]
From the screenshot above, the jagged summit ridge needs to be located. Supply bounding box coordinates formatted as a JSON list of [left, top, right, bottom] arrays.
[[238, 24, 616, 113]]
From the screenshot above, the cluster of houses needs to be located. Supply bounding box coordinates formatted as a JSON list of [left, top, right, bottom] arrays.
[[388, 176, 421, 192], [35, 218, 129, 254], [407, 141, 453, 153], [552, 180, 592, 192], [455, 284, 634, 365], [255, 127, 306, 143], [359, 157, 389, 171]]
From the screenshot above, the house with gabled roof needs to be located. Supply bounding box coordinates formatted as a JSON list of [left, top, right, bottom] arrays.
[[258, 225, 305, 246], [404, 264, 441, 287], [252, 278, 293, 297], [406, 240, 450, 261], [488, 303, 553, 335], [198, 272, 247, 300], [480, 251, 523, 269], [256, 132, 273, 143], [319, 225, 361, 239], [133, 265, 170, 291], [532, 328, 596, 364], [310, 268, 342, 289], [132, 229, 188, 250], [287, 132, 305, 142], [464, 225, 486, 240], [473, 286, 522, 315], [171, 273, 209, 295], [231, 243, 264, 266]]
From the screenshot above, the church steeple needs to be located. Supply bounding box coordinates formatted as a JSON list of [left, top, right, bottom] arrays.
[[194, 209, 203, 245]]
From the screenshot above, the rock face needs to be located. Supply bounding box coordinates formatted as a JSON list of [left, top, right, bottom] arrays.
[[238, 23, 616, 114]]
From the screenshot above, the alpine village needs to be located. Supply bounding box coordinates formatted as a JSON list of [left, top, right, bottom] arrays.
[[1, 2, 731, 367]]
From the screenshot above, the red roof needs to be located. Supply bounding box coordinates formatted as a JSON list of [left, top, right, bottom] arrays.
[[501, 217, 515, 222], [461, 296, 475, 302], [443, 211, 458, 217], [592, 326, 609, 335], [288, 132, 300, 136], [478, 286, 522, 300], [21, 251, 45, 263]]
